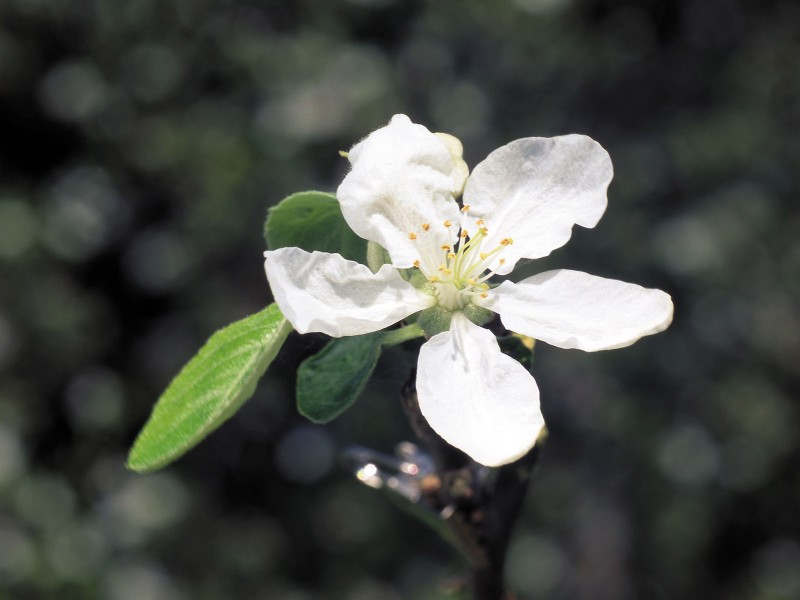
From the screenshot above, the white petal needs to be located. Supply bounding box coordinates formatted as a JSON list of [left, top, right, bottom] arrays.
[[483, 269, 674, 351], [434, 132, 470, 197], [264, 247, 434, 337], [416, 313, 544, 467], [337, 114, 463, 269], [462, 135, 613, 274]]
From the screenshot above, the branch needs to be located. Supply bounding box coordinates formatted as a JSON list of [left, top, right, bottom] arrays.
[[400, 373, 544, 600]]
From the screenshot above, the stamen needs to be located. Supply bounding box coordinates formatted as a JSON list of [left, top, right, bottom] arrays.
[[474, 272, 495, 285], [419, 215, 511, 312], [461, 204, 471, 212], [408, 232, 418, 240]]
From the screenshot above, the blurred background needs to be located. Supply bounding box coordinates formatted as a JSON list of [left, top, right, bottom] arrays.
[[1, 0, 799, 598]]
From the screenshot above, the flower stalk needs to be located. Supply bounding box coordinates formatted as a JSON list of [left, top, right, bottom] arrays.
[[380, 323, 425, 347]]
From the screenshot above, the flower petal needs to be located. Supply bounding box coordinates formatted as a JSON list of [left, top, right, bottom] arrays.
[[483, 269, 674, 351], [337, 114, 463, 270], [462, 135, 613, 274], [264, 247, 434, 337], [416, 313, 544, 467]]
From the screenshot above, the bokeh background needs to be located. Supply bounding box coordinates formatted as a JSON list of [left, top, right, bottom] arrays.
[[1, 0, 799, 598]]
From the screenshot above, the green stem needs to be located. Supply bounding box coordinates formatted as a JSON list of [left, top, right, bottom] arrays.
[[380, 323, 425, 347]]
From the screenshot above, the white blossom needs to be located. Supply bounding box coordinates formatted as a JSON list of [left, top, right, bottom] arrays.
[[264, 114, 673, 466]]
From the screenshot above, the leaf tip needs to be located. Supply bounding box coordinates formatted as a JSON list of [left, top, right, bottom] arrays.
[[125, 444, 163, 474], [125, 455, 151, 474]]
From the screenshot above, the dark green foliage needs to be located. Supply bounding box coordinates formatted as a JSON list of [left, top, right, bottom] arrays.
[[265, 191, 367, 264], [297, 333, 383, 423]]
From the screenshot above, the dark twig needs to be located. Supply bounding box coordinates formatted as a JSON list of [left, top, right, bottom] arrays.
[[400, 373, 544, 600]]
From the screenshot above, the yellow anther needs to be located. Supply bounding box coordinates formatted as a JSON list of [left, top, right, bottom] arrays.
[[499, 258, 506, 265], [476, 218, 485, 226], [461, 204, 471, 212], [460, 229, 469, 239], [438, 266, 452, 276], [338, 150, 349, 158], [480, 292, 488, 299], [428, 275, 440, 283], [467, 278, 476, 285], [447, 252, 456, 260], [413, 259, 421, 268], [443, 220, 452, 228], [441, 244, 451, 251], [422, 223, 430, 231], [500, 237, 513, 246], [479, 227, 489, 236], [408, 232, 418, 240], [480, 252, 488, 260]]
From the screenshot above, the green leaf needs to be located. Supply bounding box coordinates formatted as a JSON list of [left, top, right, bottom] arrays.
[[127, 304, 292, 473], [297, 333, 383, 423], [265, 190, 367, 263]]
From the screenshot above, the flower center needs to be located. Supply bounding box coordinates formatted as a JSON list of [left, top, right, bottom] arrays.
[[408, 212, 512, 312]]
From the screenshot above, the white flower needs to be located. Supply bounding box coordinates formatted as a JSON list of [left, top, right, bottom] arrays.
[[264, 114, 673, 467]]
